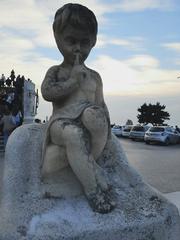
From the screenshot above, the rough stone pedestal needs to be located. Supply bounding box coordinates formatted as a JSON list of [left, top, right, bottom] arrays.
[[0, 124, 180, 240]]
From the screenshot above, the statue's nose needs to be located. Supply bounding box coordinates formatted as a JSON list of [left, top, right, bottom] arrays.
[[74, 43, 80, 52]]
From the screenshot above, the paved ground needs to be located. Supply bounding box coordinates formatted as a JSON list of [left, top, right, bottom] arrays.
[[119, 137, 180, 193]]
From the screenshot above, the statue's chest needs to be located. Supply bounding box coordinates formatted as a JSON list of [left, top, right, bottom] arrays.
[[57, 68, 70, 81], [79, 77, 96, 94]]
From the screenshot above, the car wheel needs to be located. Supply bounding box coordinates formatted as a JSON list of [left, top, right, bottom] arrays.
[[145, 141, 150, 145], [164, 137, 170, 146]]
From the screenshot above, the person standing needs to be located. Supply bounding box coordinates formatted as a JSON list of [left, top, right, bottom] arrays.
[[0, 107, 16, 146]]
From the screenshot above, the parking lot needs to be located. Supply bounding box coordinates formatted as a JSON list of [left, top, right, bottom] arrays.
[[119, 137, 180, 193]]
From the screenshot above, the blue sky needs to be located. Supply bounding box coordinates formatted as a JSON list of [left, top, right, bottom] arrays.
[[0, 0, 180, 125]]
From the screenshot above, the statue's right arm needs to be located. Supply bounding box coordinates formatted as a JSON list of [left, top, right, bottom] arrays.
[[41, 66, 78, 102]]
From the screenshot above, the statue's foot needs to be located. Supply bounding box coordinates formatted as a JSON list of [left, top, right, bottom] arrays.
[[87, 187, 116, 214]]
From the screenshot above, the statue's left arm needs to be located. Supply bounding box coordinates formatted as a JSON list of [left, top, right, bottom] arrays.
[[94, 71, 111, 132]]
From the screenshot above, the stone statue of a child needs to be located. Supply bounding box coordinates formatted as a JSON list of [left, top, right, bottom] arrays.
[[41, 3, 115, 213]]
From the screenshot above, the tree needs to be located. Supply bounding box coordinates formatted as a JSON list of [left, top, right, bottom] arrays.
[[137, 102, 170, 125], [125, 119, 133, 125]]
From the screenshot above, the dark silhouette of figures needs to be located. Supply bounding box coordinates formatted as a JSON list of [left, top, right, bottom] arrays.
[[0, 70, 26, 133], [5, 92, 15, 109], [0, 74, 5, 87], [15, 75, 24, 94], [0, 106, 16, 145], [0, 69, 38, 146], [13, 75, 20, 87], [0, 70, 24, 90], [10, 69, 16, 86], [6, 77, 12, 87], [12, 106, 23, 127], [175, 125, 180, 133]]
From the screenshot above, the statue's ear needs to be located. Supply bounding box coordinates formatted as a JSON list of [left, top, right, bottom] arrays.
[[91, 36, 97, 47]]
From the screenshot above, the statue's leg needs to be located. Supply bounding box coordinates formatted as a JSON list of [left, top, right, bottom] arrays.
[[50, 120, 115, 213], [81, 106, 108, 190], [42, 143, 68, 177], [81, 107, 115, 213], [81, 106, 108, 160], [50, 120, 97, 194], [81, 106, 110, 191]]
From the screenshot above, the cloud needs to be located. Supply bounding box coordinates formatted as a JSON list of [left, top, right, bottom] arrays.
[[35, 0, 175, 16], [36, 0, 116, 24], [0, 31, 35, 56], [175, 59, 180, 66], [0, 29, 58, 90], [0, 0, 53, 48], [96, 34, 145, 51], [0, 0, 117, 49], [163, 42, 180, 52], [0, 0, 48, 31], [88, 55, 138, 95], [1, 53, 58, 89], [117, 0, 174, 12], [1, 0, 173, 34], [88, 54, 180, 96], [125, 55, 159, 70], [0, 0, 174, 52]]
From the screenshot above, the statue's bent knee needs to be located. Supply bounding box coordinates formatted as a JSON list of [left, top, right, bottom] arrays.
[[82, 106, 108, 133], [50, 120, 64, 145]]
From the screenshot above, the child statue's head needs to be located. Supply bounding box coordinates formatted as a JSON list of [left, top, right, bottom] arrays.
[[53, 3, 98, 65]]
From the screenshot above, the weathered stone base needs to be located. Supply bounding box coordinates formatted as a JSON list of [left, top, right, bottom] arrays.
[[1, 194, 180, 240], [0, 124, 179, 239], [25, 197, 180, 240]]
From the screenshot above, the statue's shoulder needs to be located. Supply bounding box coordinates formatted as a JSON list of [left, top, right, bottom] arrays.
[[46, 65, 60, 74], [86, 67, 102, 83]]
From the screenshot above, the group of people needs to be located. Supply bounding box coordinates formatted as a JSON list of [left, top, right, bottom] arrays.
[[0, 105, 22, 145], [0, 70, 25, 146], [0, 70, 26, 89]]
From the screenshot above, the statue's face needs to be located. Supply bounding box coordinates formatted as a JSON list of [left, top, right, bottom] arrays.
[[54, 24, 96, 65]]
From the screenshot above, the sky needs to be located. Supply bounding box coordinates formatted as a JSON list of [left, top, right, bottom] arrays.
[[0, 0, 180, 126]]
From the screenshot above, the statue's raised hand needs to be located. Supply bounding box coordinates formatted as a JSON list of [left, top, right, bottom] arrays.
[[70, 54, 88, 82]]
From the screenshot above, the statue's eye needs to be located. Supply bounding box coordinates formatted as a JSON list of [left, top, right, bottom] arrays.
[[81, 39, 90, 46], [66, 37, 76, 45]]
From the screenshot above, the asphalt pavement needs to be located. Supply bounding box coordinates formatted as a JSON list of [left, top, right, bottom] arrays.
[[119, 137, 180, 193]]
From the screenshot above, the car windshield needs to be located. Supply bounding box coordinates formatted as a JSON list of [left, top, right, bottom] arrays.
[[113, 126, 121, 129], [149, 127, 164, 132], [124, 128, 131, 132], [132, 126, 144, 131]]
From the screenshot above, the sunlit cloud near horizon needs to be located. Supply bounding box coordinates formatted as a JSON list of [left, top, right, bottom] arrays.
[[0, 0, 180, 125]]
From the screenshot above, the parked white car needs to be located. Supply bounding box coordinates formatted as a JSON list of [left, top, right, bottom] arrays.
[[112, 125, 122, 137], [129, 125, 149, 141], [122, 125, 133, 137], [144, 126, 179, 145]]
